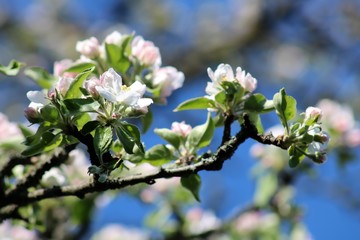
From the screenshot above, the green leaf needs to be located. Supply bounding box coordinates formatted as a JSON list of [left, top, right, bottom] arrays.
[[114, 121, 144, 154], [141, 110, 153, 134], [105, 41, 131, 73], [0, 60, 25, 76], [246, 113, 264, 134], [181, 174, 201, 202], [288, 145, 305, 168], [22, 132, 63, 157], [154, 128, 181, 149], [81, 120, 101, 135], [64, 62, 96, 74], [144, 144, 174, 166], [24, 121, 53, 145], [73, 113, 92, 131], [254, 173, 277, 207], [64, 67, 95, 99], [63, 97, 100, 114], [186, 113, 215, 151], [174, 97, 214, 111], [40, 105, 60, 123], [273, 88, 297, 131], [244, 93, 275, 113], [94, 127, 113, 163], [24, 67, 56, 89]]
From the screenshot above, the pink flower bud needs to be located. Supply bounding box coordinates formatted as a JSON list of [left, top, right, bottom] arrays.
[[171, 121, 192, 137], [153, 66, 184, 101], [84, 77, 101, 98], [305, 106, 322, 122], [24, 107, 41, 123], [104, 31, 123, 45], [53, 59, 77, 78], [55, 77, 74, 96], [76, 37, 100, 59], [131, 36, 161, 67]]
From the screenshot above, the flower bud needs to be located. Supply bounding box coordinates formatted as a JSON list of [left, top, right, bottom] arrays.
[[236, 67, 257, 93], [131, 36, 161, 67], [24, 107, 42, 123], [171, 121, 192, 137], [305, 106, 322, 123], [84, 77, 101, 98], [104, 31, 124, 46], [76, 37, 100, 59]]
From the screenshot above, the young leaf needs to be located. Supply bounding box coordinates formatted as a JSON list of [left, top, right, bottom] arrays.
[[244, 93, 275, 113], [64, 67, 95, 99], [246, 113, 264, 134], [24, 67, 56, 89], [64, 62, 96, 74], [273, 88, 297, 132], [174, 97, 214, 112], [186, 113, 215, 151], [63, 97, 100, 114], [0, 60, 25, 76], [254, 173, 277, 207], [94, 127, 113, 163], [40, 105, 60, 123], [114, 121, 144, 154], [105, 41, 131, 73], [22, 132, 64, 157], [81, 120, 101, 135], [141, 110, 153, 134], [181, 174, 201, 202], [144, 144, 174, 166], [154, 128, 181, 149]]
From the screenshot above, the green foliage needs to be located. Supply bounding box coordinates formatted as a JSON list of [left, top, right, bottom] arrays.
[[24, 67, 56, 89], [0, 60, 24, 76], [22, 132, 64, 157], [174, 97, 214, 111], [154, 128, 181, 149], [186, 113, 215, 152], [105, 35, 133, 73], [244, 93, 274, 113], [94, 126, 113, 163], [181, 173, 201, 202], [64, 67, 95, 99], [144, 144, 174, 166], [113, 120, 144, 154], [273, 88, 297, 134]]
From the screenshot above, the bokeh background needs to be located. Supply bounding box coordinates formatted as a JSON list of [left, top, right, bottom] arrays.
[[1, 0, 360, 239]]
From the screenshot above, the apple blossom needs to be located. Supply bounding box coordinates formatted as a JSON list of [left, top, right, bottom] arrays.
[[41, 168, 67, 187], [91, 224, 149, 240], [84, 77, 102, 97], [76, 36, 100, 59], [171, 121, 192, 137], [55, 76, 74, 96], [95, 68, 153, 110], [0, 113, 22, 142], [26, 90, 50, 111], [206, 63, 235, 96], [0, 221, 38, 240], [152, 66, 185, 101], [104, 31, 124, 45], [131, 36, 161, 67], [236, 66, 257, 92], [304, 106, 322, 123], [53, 59, 77, 78]]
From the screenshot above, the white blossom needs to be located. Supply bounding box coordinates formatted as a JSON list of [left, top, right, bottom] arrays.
[[95, 68, 153, 110], [236, 66, 257, 92], [76, 37, 100, 59], [153, 66, 184, 101]]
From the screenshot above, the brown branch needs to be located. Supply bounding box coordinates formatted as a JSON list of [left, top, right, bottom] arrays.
[[0, 115, 292, 221]]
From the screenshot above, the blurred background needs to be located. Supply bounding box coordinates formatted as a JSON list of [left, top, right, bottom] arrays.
[[0, 0, 360, 239]]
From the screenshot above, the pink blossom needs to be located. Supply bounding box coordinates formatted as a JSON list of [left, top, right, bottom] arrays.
[[131, 36, 161, 67], [104, 31, 124, 45], [153, 66, 184, 101], [76, 37, 100, 59], [305, 106, 322, 122], [0, 113, 21, 142], [55, 77, 75, 96], [53, 59, 77, 78], [345, 129, 360, 147], [171, 121, 192, 137], [92, 224, 148, 240], [84, 77, 102, 97]]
